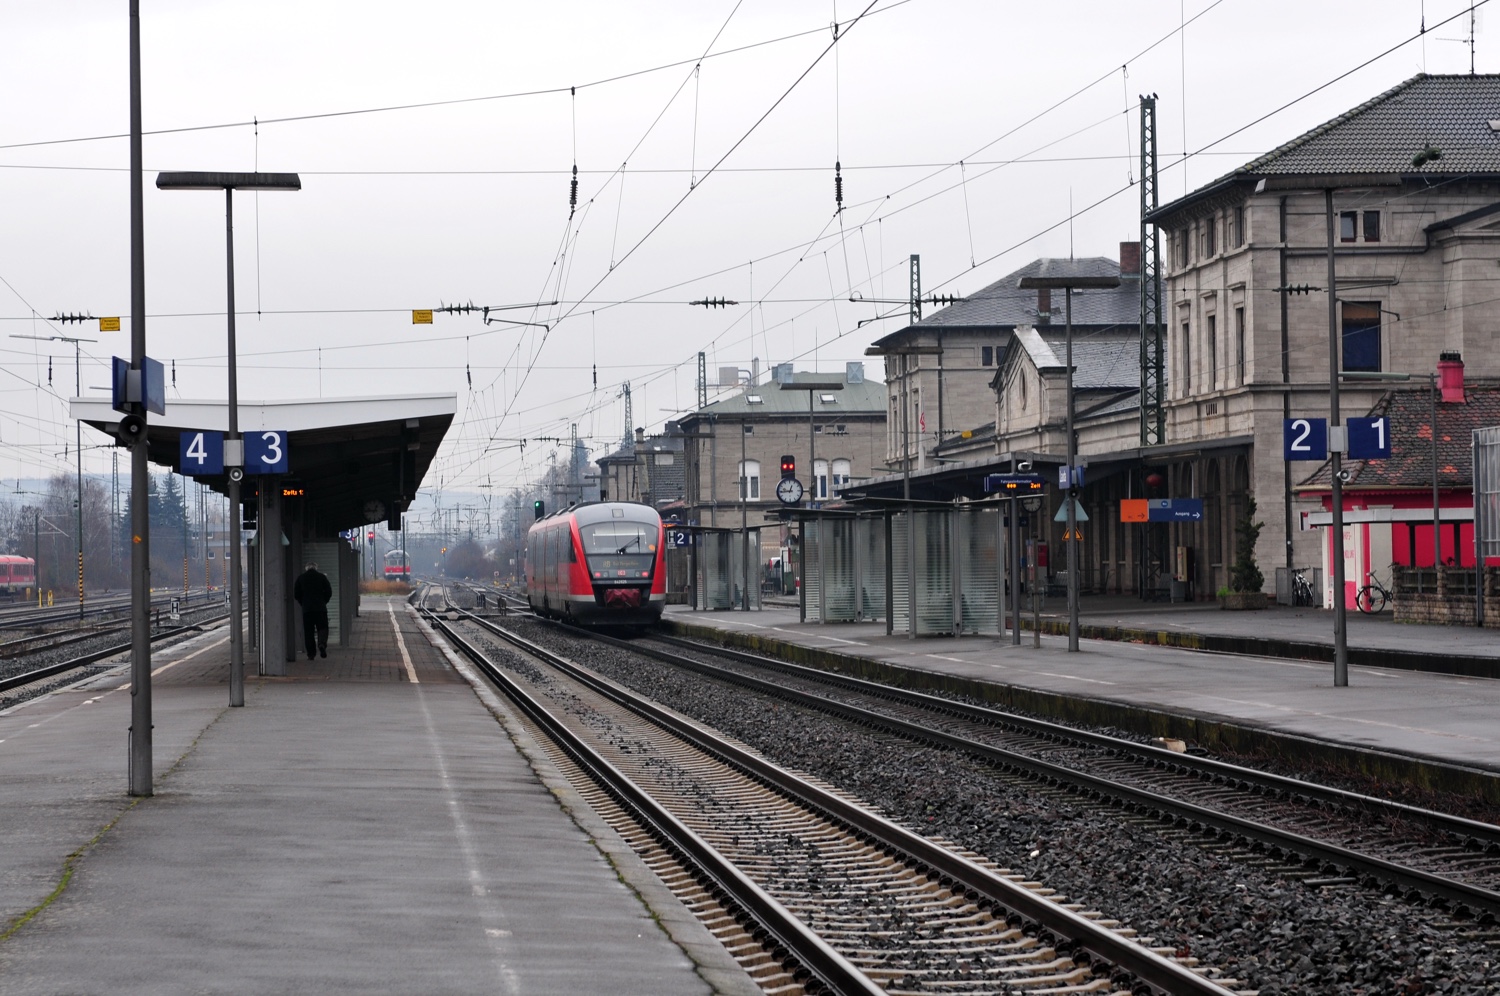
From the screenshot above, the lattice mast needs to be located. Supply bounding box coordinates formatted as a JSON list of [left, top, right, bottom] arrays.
[[621, 381, 633, 451], [1139, 95, 1166, 446]]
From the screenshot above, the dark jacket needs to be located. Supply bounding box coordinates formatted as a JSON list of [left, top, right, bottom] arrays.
[[294, 568, 333, 613]]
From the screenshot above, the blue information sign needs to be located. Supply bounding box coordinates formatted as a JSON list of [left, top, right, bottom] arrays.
[[1148, 498, 1204, 522], [179, 430, 224, 476], [1346, 416, 1391, 460], [243, 430, 290, 475], [1283, 417, 1328, 461]]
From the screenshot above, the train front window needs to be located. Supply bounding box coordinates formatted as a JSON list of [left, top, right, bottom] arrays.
[[579, 522, 657, 578]]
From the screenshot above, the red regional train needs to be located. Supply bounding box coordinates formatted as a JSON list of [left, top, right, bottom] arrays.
[[525, 501, 665, 625], [0, 555, 36, 599], [383, 549, 411, 581]]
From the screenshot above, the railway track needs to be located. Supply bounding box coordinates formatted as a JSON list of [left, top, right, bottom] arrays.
[[577, 628, 1500, 926], [0, 609, 230, 696], [425, 604, 1244, 995]]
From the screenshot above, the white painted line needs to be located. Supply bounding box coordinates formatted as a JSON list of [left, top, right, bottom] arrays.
[[151, 635, 230, 677], [926, 654, 969, 663], [388, 598, 420, 683], [1035, 671, 1117, 686]]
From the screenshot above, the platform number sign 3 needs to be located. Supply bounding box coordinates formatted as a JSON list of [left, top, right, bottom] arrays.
[[1283, 418, 1328, 462], [1346, 416, 1392, 460], [179, 430, 224, 476], [244, 430, 290, 475]]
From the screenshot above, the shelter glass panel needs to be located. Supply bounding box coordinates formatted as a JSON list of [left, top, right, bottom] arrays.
[[958, 509, 1000, 634]]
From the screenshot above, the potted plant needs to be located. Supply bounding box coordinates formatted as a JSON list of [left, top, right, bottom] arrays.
[[1221, 497, 1268, 610]]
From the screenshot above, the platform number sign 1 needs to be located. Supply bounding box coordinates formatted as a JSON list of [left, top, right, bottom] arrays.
[[1283, 417, 1328, 461], [1346, 416, 1392, 460], [244, 430, 290, 475], [179, 430, 224, 476]]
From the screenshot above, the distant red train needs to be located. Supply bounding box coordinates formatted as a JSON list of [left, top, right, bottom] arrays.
[[525, 501, 665, 625], [383, 549, 411, 581], [0, 555, 36, 598]]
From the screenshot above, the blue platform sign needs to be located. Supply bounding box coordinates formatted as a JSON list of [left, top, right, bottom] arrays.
[[244, 430, 289, 474], [1283, 417, 1328, 461], [110, 355, 167, 415], [1149, 498, 1204, 521], [179, 430, 224, 476], [1346, 416, 1391, 460]]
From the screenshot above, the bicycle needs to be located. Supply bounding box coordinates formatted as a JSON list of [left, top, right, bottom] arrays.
[[1355, 567, 1393, 614], [1291, 570, 1315, 607]]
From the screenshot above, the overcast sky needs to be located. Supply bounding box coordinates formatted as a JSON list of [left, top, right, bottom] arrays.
[[0, 0, 1490, 500]]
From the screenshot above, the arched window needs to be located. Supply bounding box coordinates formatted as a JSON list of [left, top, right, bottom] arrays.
[[739, 459, 761, 500], [813, 459, 830, 500], [831, 459, 851, 496]]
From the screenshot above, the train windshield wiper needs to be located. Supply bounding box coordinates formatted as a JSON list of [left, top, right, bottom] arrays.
[[615, 536, 641, 555]]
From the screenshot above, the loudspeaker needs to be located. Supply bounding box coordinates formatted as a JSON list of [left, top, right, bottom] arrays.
[[117, 414, 145, 445]]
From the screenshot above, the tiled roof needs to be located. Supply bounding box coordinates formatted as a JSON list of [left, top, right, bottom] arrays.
[[872, 256, 1140, 339], [1299, 387, 1500, 490], [686, 376, 887, 418], [1011, 326, 1140, 391], [1240, 74, 1500, 177], [1158, 75, 1500, 220]]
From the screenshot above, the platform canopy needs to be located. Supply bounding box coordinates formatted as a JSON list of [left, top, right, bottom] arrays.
[[71, 393, 456, 532]]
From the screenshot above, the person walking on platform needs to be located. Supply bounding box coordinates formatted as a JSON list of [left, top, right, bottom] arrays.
[[294, 561, 333, 659]]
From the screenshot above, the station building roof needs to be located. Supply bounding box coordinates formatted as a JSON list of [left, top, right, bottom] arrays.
[[71, 393, 456, 532]]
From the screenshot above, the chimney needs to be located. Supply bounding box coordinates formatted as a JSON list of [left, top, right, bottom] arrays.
[[1037, 288, 1051, 326], [634, 427, 646, 444], [1119, 241, 1142, 276], [1438, 351, 1466, 403]]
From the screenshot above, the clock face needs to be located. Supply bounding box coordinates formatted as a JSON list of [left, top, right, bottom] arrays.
[[775, 477, 804, 505], [363, 499, 386, 522]]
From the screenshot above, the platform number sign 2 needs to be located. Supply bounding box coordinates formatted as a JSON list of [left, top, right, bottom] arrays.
[[1283, 418, 1328, 462], [179, 430, 224, 476], [244, 430, 290, 475]]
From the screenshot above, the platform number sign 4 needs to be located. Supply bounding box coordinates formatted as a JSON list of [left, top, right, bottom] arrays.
[[244, 430, 290, 475], [1346, 416, 1392, 460], [179, 430, 224, 476], [1283, 417, 1328, 462]]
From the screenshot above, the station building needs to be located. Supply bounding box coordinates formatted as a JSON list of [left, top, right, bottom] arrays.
[[849, 74, 1500, 606]]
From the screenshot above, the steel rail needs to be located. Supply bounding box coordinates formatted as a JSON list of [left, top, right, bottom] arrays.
[[459, 611, 1234, 996], [0, 613, 229, 694], [645, 631, 1500, 848], [585, 628, 1500, 921], [423, 611, 884, 996]]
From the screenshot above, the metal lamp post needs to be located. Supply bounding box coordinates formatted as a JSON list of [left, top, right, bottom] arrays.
[[156, 171, 301, 708], [1019, 266, 1121, 652]]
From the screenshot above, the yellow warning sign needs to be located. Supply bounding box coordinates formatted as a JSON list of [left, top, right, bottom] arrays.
[[412, 310, 433, 325], [99, 317, 121, 332]]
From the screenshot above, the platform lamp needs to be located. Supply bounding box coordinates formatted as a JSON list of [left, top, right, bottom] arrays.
[[1019, 264, 1121, 653], [156, 171, 301, 708]]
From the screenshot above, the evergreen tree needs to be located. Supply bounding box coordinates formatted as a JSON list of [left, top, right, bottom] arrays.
[[1229, 497, 1265, 593]]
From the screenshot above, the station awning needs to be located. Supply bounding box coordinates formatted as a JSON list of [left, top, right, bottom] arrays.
[[71, 393, 456, 532]]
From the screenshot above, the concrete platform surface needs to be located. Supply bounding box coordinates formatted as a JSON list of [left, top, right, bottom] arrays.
[[667, 604, 1500, 780], [0, 597, 731, 995]]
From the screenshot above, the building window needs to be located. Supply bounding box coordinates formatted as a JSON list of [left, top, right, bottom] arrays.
[[1363, 210, 1381, 243], [738, 459, 761, 500], [1207, 314, 1217, 390], [1341, 301, 1381, 372], [813, 459, 830, 500], [1235, 306, 1246, 384], [1181, 321, 1192, 395], [1202, 217, 1216, 257], [1175, 229, 1189, 268], [1340, 211, 1357, 242], [981, 345, 994, 366], [831, 459, 851, 496], [1231, 206, 1245, 248]]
